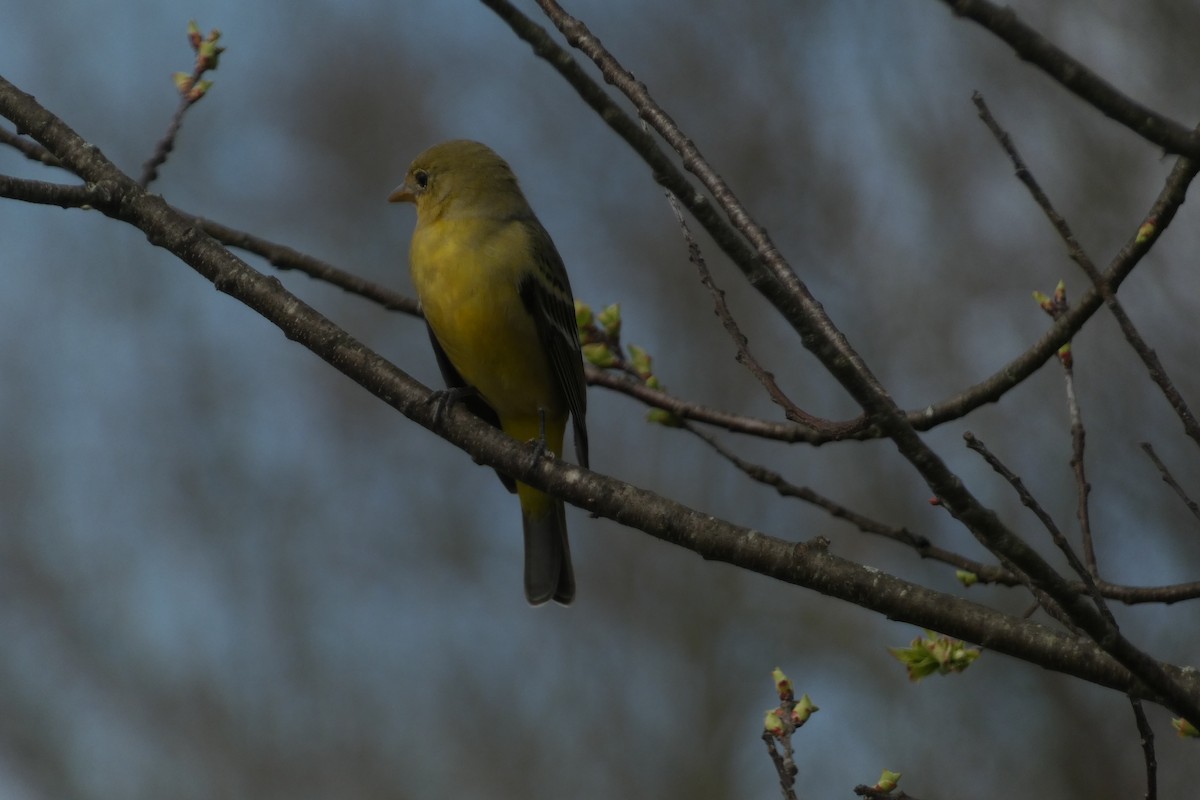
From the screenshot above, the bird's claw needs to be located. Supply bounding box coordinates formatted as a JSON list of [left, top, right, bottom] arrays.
[[526, 408, 552, 468], [427, 386, 475, 428], [527, 435, 550, 465]]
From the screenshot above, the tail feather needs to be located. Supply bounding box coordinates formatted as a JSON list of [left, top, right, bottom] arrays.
[[520, 491, 574, 606]]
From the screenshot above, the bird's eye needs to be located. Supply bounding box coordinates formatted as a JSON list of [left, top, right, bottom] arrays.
[[413, 169, 430, 190]]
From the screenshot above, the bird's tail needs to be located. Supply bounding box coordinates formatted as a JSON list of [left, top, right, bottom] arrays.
[[518, 483, 574, 605]]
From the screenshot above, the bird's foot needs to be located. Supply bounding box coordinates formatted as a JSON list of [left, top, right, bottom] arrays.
[[526, 409, 552, 468], [427, 386, 477, 428]]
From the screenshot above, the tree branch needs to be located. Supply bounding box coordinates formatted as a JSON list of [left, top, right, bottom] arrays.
[[942, 0, 1200, 157]]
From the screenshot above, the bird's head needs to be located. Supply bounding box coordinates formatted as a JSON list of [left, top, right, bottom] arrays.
[[388, 139, 528, 222]]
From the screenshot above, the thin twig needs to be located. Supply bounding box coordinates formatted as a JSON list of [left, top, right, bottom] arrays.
[[0, 174, 96, 207], [1092, 579, 1200, 605], [139, 23, 223, 188], [1062, 363, 1098, 577], [586, 369, 828, 441], [853, 787, 923, 800], [761, 731, 799, 800], [1130, 697, 1158, 800], [139, 96, 192, 188], [194, 215, 420, 314], [663, 185, 840, 431], [0, 126, 62, 167], [664, 184, 796, 412], [1139, 443, 1200, 526], [963, 432, 1115, 632], [689, 424, 1015, 583]]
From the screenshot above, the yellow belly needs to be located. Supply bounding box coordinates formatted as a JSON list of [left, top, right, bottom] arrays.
[[411, 218, 567, 450]]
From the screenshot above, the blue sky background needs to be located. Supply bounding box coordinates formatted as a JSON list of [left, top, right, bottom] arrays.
[[2, 1, 1200, 797]]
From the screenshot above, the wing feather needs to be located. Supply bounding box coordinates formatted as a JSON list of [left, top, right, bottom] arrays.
[[517, 222, 589, 468]]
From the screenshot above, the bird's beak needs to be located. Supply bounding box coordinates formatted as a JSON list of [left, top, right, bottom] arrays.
[[387, 181, 415, 204]]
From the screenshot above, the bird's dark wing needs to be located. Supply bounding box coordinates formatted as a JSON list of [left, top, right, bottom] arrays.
[[517, 224, 589, 469]]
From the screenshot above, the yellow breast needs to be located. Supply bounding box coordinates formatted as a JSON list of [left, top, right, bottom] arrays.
[[410, 216, 566, 427]]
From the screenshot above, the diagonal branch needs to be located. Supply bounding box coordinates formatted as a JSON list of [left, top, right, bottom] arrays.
[[690, 424, 1016, 584], [1140, 443, 1200, 526], [965, 433, 1110, 617], [0, 126, 63, 167], [194, 216, 420, 314], [942, 0, 1200, 157], [0, 174, 93, 207]]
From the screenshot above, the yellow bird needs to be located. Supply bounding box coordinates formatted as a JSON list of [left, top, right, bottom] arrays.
[[389, 140, 588, 605]]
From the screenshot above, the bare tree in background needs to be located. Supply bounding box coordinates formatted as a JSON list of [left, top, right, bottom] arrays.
[[1, 1, 1198, 797]]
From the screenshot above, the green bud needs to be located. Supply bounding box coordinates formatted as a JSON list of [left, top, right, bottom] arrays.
[[597, 303, 621, 336], [574, 299, 593, 330], [184, 79, 215, 103], [875, 769, 902, 793], [581, 342, 615, 369], [1136, 218, 1157, 244], [646, 408, 682, 428], [763, 709, 785, 737], [792, 693, 818, 725], [1172, 717, 1199, 738], [627, 343, 652, 378], [1057, 341, 1073, 369], [198, 39, 224, 70], [772, 667, 793, 701], [889, 630, 980, 681]]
